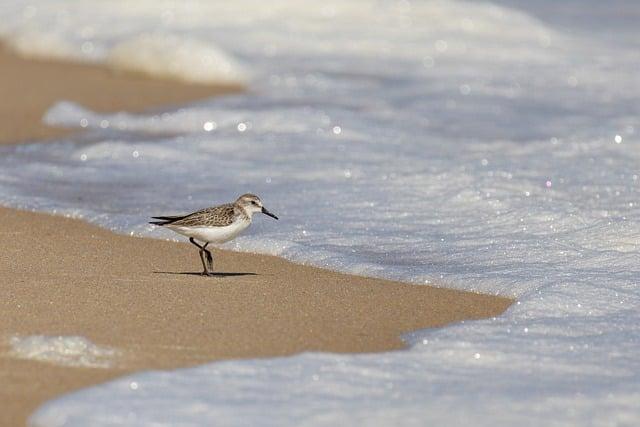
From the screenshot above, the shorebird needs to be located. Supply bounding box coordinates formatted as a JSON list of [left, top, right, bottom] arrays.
[[150, 194, 278, 276]]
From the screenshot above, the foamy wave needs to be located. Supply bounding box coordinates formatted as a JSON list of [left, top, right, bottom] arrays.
[[107, 33, 248, 86], [9, 335, 118, 368], [3, 27, 248, 86], [4, 29, 85, 62]]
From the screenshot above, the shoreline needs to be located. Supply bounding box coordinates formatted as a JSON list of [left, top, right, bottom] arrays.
[[0, 207, 513, 426], [0, 47, 513, 426]]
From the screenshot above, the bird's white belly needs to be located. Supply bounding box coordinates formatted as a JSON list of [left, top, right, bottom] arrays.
[[168, 220, 251, 244]]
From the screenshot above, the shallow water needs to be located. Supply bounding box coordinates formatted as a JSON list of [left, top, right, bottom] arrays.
[[0, 0, 638, 426]]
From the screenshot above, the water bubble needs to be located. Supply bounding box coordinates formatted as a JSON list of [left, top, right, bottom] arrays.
[[237, 122, 247, 132], [435, 40, 448, 52], [132, 150, 140, 158], [459, 84, 471, 95], [614, 134, 622, 144], [80, 154, 87, 162], [203, 121, 216, 132], [99, 120, 109, 129], [80, 118, 89, 128], [423, 56, 434, 68], [333, 126, 342, 135], [81, 41, 94, 54]]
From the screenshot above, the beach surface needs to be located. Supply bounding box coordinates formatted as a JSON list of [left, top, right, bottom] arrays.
[[0, 208, 512, 426], [0, 47, 512, 426]]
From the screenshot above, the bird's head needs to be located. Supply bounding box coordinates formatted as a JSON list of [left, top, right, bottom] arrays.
[[235, 193, 278, 220]]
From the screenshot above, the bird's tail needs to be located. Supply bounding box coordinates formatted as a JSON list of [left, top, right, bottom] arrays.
[[149, 215, 185, 226]]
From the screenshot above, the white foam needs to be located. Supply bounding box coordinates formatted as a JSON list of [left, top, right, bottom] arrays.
[[0, 6, 247, 85], [4, 29, 84, 62], [107, 33, 248, 86], [9, 335, 118, 369]]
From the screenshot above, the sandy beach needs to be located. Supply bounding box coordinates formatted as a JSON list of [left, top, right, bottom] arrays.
[[0, 46, 512, 426]]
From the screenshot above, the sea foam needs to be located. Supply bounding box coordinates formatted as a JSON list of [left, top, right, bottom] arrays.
[[107, 33, 248, 86], [9, 335, 118, 369], [0, 12, 247, 86]]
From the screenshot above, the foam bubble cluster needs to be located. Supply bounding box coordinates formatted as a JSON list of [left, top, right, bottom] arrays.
[[107, 33, 248, 86], [9, 335, 118, 369]]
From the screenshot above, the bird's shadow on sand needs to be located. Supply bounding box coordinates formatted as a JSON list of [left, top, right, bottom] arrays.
[[153, 271, 258, 278]]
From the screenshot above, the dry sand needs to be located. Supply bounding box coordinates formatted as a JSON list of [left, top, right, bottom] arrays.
[[0, 46, 513, 426]]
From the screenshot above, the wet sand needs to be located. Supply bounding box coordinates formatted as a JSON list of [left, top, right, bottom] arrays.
[[0, 46, 513, 426]]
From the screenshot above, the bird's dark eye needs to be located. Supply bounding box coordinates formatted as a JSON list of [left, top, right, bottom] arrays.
[[252, 201, 258, 205]]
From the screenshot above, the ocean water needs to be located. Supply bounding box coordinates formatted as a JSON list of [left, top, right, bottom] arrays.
[[0, 0, 638, 425]]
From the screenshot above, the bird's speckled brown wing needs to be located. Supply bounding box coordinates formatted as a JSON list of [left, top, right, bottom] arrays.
[[167, 204, 238, 227]]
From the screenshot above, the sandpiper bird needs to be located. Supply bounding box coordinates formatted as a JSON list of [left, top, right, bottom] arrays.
[[150, 194, 278, 276]]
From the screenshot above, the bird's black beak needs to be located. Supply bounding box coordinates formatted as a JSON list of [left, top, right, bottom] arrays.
[[261, 207, 279, 220]]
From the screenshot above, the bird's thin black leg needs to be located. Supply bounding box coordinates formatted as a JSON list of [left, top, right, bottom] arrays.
[[189, 237, 204, 250], [203, 243, 214, 271], [190, 238, 212, 276], [198, 249, 211, 276]]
